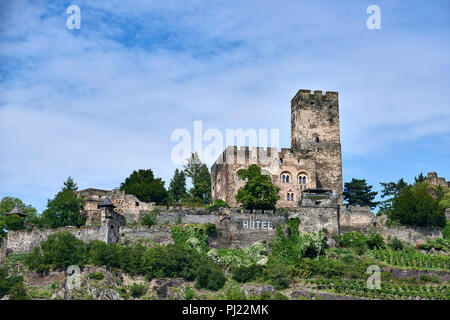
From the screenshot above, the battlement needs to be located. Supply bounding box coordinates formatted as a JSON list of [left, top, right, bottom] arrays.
[[214, 145, 283, 166], [427, 172, 450, 188], [291, 89, 338, 105]]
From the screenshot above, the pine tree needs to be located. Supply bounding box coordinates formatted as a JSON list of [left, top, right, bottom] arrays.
[[63, 176, 78, 192], [168, 169, 187, 202], [343, 178, 378, 209]]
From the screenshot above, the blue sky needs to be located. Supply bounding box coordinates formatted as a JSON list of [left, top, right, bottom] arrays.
[[0, 0, 449, 213]]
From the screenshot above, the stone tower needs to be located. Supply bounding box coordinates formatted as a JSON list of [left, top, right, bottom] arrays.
[[290, 90, 343, 203]]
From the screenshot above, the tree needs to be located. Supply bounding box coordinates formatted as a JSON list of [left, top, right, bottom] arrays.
[[120, 169, 169, 204], [168, 169, 187, 202], [414, 172, 427, 183], [0, 197, 38, 234], [343, 178, 378, 210], [40, 177, 86, 229], [183, 153, 211, 204], [63, 176, 78, 192], [379, 178, 408, 213], [235, 164, 280, 212], [389, 182, 445, 228]]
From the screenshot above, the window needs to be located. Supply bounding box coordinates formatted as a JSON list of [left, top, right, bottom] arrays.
[[135, 202, 139, 207], [280, 158, 283, 164], [281, 174, 290, 183], [299, 174, 307, 185], [286, 192, 294, 201], [237, 173, 241, 181]]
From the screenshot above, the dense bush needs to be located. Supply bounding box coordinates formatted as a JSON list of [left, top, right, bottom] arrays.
[[338, 231, 368, 253], [129, 283, 147, 298], [4, 215, 24, 231], [140, 209, 158, 227], [207, 242, 268, 270], [263, 262, 290, 289], [367, 233, 385, 249], [88, 271, 104, 280], [0, 264, 29, 300], [389, 183, 445, 228], [170, 224, 209, 253], [443, 220, 450, 241], [145, 244, 202, 280], [232, 264, 262, 283], [206, 199, 229, 212], [87, 240, 120, 268], [387, 237, 404, 251], [25, 232, 87, 271], [195, 263, 226, 291]]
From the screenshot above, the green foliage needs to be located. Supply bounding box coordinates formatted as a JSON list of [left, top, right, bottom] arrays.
[[270, 220, 327, 264], [366, 233, 385, 249], [170, 224, 209, 253], [443, 220, 450, 241], [129, 283, 146, 298], [387, 237, 404, 251], [339, 231, 368, 253], [232, 264, 263, 283], [0, 264, 29, 300], [88, 271, 104, 280], [225, 286, 247, 300], [204, 222, 216, 234], [389, 183, 445, 228], [343, 178, 378, 209], [417, 238, 449, 252], [369, 248, 449, 271], [4, 214, 24, 231], [195, 262, 226, 291], [145, 244, 202, 280], [0, 196, 39, 233], [40, 178, 86, 229], [263, 261, 290, 289], [379, 178, 408, 213], [207, 242, 268, 270], [235, 165, 280, 211], [87, 240, 120, 268], [206, 199, 229, 211], [140, 209, 158, 227], [183, 153, 211, 204], [25, 231, 87, 271], [120, 169, 169, 204], [168, 168, 187, 203]]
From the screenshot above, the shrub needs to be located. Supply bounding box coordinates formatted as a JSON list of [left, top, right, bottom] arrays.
[[263, 262, 290, 290], [195, 263, 226, 291], [140, 209, 158, 227], [367, 233, 384, 249], [4, 215, 24, 231], [0, 265, 29, 300], [389, 183, 445, 228], [145, 244, 201, 280], [443, 220, 450, 241], [88, 271, 104, 280], [87, 240, 120, 268], [204, 222, 216, 234], [225, 286, 246, 300], [387, 237, 404, 251], [25, 231, 87, 271], [129, 283, 146, 298], [339, 231, 368, 253], [206, 199, 229, 212], [232, 264, 262, 283]]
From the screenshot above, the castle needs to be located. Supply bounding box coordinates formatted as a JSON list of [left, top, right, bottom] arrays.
[[211, 89, 343, 208]]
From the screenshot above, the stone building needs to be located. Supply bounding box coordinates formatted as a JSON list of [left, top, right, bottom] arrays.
[[211, 89, 343, 208], [427, 172, 450, 188], [77, 188, 155, 225]]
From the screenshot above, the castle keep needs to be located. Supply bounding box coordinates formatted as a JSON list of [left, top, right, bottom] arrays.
[[211, 89, 343, 208]]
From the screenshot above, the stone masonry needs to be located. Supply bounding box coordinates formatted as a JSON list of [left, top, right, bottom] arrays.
[[211, 89, 343, 208]]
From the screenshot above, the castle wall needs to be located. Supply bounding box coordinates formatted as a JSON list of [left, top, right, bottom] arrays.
[[211, 89, 343, 208], [77, 188, 155, 225], [427, 172, 450, 188]]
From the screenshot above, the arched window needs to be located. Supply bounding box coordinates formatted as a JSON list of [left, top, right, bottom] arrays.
[[290, 193, 294, 201], [281, 172, 291, 183], [298, 174, 307, 185], [286, 192, 289, 201]]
